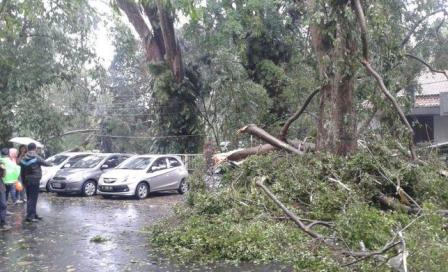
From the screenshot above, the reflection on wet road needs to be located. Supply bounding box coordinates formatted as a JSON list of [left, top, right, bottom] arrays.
[[0, 193, 291, 272], [0, 192, 182, 272]]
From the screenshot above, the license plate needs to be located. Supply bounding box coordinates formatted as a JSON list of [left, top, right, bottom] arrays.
[[102, 186, 113, 191], [52, 182, 62, 188]]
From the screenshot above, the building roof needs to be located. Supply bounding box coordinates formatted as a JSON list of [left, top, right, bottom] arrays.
[[414, 94, 440, 108], [413, 72, 448, 108]]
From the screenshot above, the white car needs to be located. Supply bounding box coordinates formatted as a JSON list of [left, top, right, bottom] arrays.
[[40, 152, 92, 191], [97, 155, 189, 199]]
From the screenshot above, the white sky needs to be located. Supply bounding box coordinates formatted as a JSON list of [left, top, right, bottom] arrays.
[[90, 0, 189, 68], [91, 0, 115, 67]]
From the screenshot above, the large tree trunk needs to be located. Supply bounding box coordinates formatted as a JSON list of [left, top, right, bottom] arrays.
[[116, 0, 203, 154], [310, 5, 357, 155]]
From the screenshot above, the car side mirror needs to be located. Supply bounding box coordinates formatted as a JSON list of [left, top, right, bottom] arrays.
[[147, 166, 155, 173], [63, 163, 70, 169], [101, 164, 110, 170]]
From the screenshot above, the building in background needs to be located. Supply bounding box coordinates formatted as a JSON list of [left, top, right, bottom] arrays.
[[407, 72, 448, 144]]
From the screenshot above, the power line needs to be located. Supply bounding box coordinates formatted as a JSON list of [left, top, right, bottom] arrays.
[[93, 134, 205, 139]]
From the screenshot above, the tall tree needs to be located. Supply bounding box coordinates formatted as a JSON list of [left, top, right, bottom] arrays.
[[0, 0, 97, 145], [115, 0, 203, 153]]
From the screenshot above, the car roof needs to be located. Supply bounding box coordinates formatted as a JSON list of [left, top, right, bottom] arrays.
[[131, 154, 182, 160], [60, 152, 93, 156]]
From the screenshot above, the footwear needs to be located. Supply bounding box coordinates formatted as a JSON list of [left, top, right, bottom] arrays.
[[35, 215, 43, 220], [0, 224, 11, 231], [16, 200, 23, 204], [25, 218, 38, 223], [6, 211, 14, 215]]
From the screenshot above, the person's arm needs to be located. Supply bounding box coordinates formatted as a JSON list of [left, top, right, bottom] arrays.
[[38, 156, 52, 167]]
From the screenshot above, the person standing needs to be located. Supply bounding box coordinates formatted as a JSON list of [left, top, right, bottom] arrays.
[[20, 143, 50, 223], [10, 148, 25, 203], [0, 148, 20, 205], [17, 145, 27, 162], [0, 164, 11, 231]]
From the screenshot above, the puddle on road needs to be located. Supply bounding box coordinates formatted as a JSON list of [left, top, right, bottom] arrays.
[[0, 193, 291, 272]]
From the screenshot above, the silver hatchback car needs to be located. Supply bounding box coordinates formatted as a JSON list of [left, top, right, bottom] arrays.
[[49, 153, 131, 196], [98, 155, 189, 199]]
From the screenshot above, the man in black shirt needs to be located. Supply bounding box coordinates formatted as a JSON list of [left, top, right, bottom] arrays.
[[20, 143, 50, 222]]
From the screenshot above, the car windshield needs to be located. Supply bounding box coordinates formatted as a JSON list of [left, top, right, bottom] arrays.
[[118, 157, 153, 170], [69, 155, 105, 169], [45, 155, 68, 166]]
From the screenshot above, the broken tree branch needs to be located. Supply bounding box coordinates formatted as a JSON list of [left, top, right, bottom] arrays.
[[279, 88, 321, 141], [239, 124, 303, 155], [213, 140, 315, 165], [405, 54, 448, 80], [353, 0, 417, 160], [376, 193, 419, 214], [255, 176, 327, 239], [342, 241, 401, 266], [225, 144, 274, 162], [46, 128, 100, 141]]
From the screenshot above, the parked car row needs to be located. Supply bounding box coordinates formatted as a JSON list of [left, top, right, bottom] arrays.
[[40, 152, 189, 199]]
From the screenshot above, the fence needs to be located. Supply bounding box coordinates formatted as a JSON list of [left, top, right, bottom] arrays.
[[171, 154, 203, 173]]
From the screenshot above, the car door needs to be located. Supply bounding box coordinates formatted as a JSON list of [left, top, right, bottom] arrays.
[[147, 157, 172, 191], [165, 157, 184, 190]]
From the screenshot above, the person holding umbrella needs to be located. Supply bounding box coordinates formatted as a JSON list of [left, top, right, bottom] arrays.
[[20, 143, 51, 222]]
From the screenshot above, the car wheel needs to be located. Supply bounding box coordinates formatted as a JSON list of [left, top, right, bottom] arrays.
[[82, 180, 97, 197], [177, 179, 188, 194], [46, 181, 51, 192], [135, 182, 149, 200]]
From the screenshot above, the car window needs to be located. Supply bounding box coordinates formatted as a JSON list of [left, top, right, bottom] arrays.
[[62, 154, 90, 168], [104, 156, 120, 168], [119, 157, 154, 170], [168, 157, 181, 168], [45, 155, 69, 166], [151, 158, 168, 172], [70, 155, 106, 168]]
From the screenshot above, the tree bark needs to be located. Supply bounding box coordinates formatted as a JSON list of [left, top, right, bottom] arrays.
[[155, 0, 184, 82], [310, 9, 357, 155]]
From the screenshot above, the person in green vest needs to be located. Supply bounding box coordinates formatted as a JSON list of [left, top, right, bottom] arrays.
[[0, 148, 21, 205]]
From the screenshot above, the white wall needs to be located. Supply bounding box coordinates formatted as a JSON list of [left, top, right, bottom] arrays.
[[434, 115, 448, 144]]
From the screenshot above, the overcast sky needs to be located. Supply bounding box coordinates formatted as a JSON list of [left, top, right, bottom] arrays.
[[91, 0, 115, 67]]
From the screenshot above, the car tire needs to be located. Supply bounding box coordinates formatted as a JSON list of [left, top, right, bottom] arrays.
[[135, 182, 149, 200], [82, 180, 97, 197], [46, 181, 51, 192], [177, 179, 188, 194]]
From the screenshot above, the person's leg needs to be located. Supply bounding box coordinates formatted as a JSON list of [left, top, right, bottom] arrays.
[[5, 185, 10, 203], [27, 182, 39, 220], [25, 184, 33, 219], [20, 187, 26, 201], [33, 183, 40, 219], [0, 190, 7, 225], [9, 184, 16, 204]]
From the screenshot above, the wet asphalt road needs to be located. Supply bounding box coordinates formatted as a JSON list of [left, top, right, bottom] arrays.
[[0, 192, 184, 272], [0, 192, 291, 272]]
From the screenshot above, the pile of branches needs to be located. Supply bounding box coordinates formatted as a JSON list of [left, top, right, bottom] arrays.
[[208, 2, 448, 269]]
